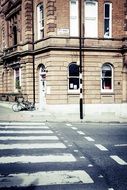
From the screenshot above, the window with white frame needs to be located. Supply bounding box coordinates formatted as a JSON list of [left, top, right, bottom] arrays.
[[104, 2, 112, 38], [68, 63, 79, 92], [14, 68, 21, 90], [70, 0, 79, 36], [101, 63, 113, 92], [37, 3, 44, 40], [85, 0, 98, 38]]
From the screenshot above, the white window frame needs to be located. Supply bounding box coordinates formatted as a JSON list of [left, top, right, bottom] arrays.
[[37, 3, 44, 40], [84, 0, 98, 38], [14, 68, 21, 91], [68, 63, 80, 93], [70, 0, 79, 36], [101, 63, 113, 93], [104, 2, 112, 38]]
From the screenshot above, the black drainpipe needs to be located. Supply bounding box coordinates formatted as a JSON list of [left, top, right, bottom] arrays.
[[32, 0, 35, 105], [79, 0, 83, 120]]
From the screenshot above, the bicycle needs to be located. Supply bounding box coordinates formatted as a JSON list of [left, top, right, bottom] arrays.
[[12, 97, 35, 112]]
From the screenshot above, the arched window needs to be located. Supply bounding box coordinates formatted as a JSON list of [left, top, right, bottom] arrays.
[[101, 63, 113, 92], [68, 63, 79, 92]]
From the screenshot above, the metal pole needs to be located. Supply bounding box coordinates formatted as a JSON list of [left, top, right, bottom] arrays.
[[32, 0, 35, 105], [79, 0, 83, 120]]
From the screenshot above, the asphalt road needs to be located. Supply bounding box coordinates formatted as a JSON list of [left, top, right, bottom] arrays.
[[0, 122, 127, 190]]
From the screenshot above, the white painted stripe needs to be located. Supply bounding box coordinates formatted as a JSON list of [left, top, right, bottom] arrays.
[[0, 126, 49, 129], [77, 131, 85, 135], [80, 73, 82, 79], [74, 150, 78, 152], [0, 122, 45, 126], [110, 155, 127, 165], [80, 83, 82, 88], [95, 144, 108, 151], [0, 136, 59, 141], [80, 94, 83, 99], [71, 127, 78, 130], [0, 143, 66, 150], [0, 130, 53, 134], [0, 154, 76, 164], [66, 123, 72, 127], [84, 137, 95, 142], [114, 144, 127, 147], [0, 170, 94, 188]]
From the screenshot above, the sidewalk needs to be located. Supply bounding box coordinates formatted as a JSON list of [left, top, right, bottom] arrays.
[[0, 101, 127, 123]]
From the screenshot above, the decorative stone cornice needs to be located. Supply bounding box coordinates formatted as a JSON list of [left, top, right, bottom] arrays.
[[0, 0, 21, 16]]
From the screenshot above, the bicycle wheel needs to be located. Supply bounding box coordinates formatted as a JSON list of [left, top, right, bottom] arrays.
[[12, 104, 22, 112]]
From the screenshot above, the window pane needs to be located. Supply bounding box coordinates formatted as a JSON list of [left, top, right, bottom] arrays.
[[104, 3, 112, 38], [102, 70, 111, 77], [104, 19, 109, 36], [102, 65, 111, 77], [69, 78, 79, 90], [15, 68, 20, 89], [69, 64, 79, 76], [102, 78, 112, 89], [37, 3, 44, 39], [105, 4, 109, 18]]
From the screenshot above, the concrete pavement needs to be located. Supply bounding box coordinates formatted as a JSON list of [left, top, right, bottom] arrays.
[[0, 101, 127, 123]]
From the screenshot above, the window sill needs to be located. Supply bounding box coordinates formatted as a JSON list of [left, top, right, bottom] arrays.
[[101, 92, 115, 95], [68, 91, 80, 95]]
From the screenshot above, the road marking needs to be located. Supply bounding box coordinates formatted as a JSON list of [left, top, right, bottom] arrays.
[[0, 136, 59, 141], [77, 131, 85, 135], [0, 154, 76, 164], [108, 188, 114, 190], [0, 126, 49, 129], [110, 155, 127, 165], [0, 170, 94, 188], [84, 137, 95, 142], [114, 144, 127, 147], [88, 164, 93, 167], [74, 150, 78, 152], [98, 175, 103, 178], [95, 144, 108, 151], [0, 130, 53, 134], [80, 156, 85, 159], [0, 143, 66, 150], [0, 122, 45, 126], [71, 127, 78, 130], [66, 123, 72, 127]]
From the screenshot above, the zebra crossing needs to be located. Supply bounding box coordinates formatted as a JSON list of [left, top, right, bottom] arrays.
[[0, 122, 94, 189]]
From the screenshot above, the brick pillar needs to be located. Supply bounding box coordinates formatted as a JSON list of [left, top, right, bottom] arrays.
[[46, 0, 57, 36], [22, 0, 33, 42]]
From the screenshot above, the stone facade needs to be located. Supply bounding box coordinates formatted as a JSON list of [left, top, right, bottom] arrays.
[[0, 0, 127, 116]]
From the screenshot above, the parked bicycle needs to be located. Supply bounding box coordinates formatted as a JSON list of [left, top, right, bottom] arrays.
[[12, 97, 35, 112]]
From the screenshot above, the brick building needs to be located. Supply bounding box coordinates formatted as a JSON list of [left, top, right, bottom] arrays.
[[0, 0, 127, 117]]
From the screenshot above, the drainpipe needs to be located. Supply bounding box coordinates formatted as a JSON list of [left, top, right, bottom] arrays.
[[32, 0, 35, 105], [79, 0, 83, 120]]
